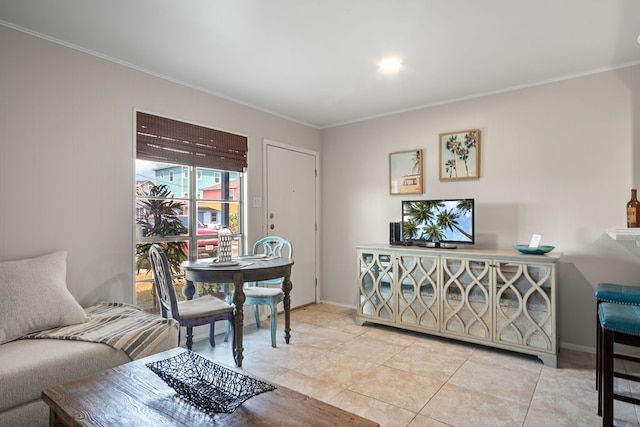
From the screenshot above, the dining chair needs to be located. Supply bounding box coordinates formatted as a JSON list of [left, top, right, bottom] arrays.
[[225, 236, 293, 347], [149, 244, 235, 356]]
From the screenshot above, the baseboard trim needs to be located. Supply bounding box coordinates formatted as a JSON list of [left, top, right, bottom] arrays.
[[559, 341, 595, 354]]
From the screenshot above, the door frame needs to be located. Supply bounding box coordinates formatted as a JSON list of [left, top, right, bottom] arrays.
[[263, 138, 320, 304]]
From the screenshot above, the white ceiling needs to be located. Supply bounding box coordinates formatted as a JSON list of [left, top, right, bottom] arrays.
[[1, 0, 640, 128]]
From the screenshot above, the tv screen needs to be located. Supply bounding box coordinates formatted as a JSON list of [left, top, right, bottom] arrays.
[[401, 198, 475, 246]]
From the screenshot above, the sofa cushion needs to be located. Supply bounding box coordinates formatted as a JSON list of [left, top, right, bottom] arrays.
[[0, 327, 178, 414], [0, 398, 49, 427], [0, 338, 131, 413], [0, 251, 87, 344]]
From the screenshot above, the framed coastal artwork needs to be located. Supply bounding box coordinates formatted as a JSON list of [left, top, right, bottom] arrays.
[[389, 149, 423, 195], [439, 129, 481, 180]]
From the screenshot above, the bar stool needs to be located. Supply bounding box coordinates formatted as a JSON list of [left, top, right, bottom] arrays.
[[595, 283, 640, 397], [598, 302, 640, 426]]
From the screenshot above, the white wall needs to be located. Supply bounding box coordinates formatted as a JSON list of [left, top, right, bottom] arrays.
[[0, 25, 321, 306], [634, 66, 640, 186], [320, 66, 640, 351]]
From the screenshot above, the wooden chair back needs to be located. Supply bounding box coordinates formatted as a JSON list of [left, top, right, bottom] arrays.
[[149, 244, 181, 321]]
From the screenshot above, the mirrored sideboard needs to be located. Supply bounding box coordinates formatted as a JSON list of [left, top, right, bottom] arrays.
[[356, 244, 560, 367]]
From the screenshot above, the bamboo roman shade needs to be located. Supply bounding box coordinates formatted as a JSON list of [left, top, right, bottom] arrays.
[[136, 112, 248, 172]]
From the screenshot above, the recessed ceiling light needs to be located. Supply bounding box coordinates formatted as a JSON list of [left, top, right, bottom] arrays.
[[379, 57, 402, 74]]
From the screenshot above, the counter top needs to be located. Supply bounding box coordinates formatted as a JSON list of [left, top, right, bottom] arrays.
[[355, 243, 562, 262]]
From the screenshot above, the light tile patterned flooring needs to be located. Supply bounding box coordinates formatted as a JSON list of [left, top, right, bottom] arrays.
[[192, 303, 640, 427]]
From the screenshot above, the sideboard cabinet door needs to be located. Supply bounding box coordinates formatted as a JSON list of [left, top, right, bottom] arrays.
[[357, 250, 395, 322], [441, 257, 492, 341], [493, 260, 556, 354], [397, 254, 439, 331]]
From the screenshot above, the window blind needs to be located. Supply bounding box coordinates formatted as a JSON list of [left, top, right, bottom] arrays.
[[136, 112, 248, 172]]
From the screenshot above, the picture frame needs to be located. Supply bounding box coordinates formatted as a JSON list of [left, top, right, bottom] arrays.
[[439, 129, 481, 180], [389, 149, 423, 195]]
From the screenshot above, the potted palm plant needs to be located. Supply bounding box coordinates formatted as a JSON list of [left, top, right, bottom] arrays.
[[136, 184, 188, 275]]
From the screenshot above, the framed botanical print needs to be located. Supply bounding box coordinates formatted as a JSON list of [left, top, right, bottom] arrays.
[[389, 149, 423, 195], [439, 129, 480, 180]]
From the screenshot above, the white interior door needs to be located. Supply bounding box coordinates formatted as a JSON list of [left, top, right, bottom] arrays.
[[264, 140, 318, 308]]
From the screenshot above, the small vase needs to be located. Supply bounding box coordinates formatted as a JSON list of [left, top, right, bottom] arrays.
[[218, 226, 234, 261]]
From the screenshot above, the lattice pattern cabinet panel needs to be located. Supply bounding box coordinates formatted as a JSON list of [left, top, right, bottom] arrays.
[[493, 261, 555, 353], [397, 254, 439, 330], [357, 251, 395, 321], [441, 258, 491, 341]]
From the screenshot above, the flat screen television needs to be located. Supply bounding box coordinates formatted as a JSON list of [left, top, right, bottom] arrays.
[[401, 198, 475, 248]]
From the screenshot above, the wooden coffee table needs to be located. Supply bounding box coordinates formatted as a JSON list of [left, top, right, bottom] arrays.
[[42, 348, 379, 427]]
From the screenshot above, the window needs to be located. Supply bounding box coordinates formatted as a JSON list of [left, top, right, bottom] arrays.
[[134, 112, 247, 312]]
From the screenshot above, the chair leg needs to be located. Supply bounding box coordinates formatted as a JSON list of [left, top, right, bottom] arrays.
[[209, 322, 217, 347], [269, 301, 277, 348], [596, 301, 601, 391], [224, 319, 231, 342], [229, 314, 236, 361], [598, 313, 603, 416], [602, 328, 614, 426], [224, 293, 233, 342], [255, 304, 262, 328], [186, 326, 194, 350]]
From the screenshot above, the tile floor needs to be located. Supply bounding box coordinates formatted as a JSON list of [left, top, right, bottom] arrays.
[[191, 303, 640, 427]]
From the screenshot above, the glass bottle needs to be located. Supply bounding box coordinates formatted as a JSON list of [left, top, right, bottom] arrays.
[[627, 189, 639, 228]]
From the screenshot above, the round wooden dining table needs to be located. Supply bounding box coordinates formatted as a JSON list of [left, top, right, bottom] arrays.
[[180, 257, 294, 367]]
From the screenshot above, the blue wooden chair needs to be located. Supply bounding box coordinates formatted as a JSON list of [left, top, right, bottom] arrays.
[[225, 236, 293, 347], [149, 244, 235, 356]]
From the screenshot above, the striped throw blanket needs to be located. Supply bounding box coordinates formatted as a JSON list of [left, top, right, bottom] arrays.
[[21, 302, 178, 360]]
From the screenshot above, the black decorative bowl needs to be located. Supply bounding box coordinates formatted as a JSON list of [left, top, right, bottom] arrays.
[[146, 351, 276, 414]]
